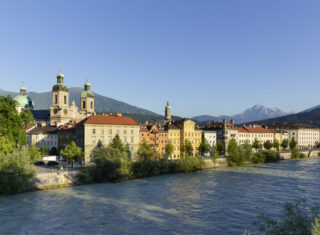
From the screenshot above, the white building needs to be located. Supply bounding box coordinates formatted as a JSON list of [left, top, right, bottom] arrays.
[[203, 130, 217, 153], [26, 126, 58, 151], [238, 125, 275, 146], [276, 126, 320, 149]]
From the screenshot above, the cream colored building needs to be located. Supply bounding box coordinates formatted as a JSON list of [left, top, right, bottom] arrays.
[[166, 124, 181, 159], [79, 114, 140, 164], [26, 126, 58, 151], [238, 125, 275, 146], [50, 69, 95, 127], [275, 126, 320, 149]]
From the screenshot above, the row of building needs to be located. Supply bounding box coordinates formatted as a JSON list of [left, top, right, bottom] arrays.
[[16, 69, 320, 164]]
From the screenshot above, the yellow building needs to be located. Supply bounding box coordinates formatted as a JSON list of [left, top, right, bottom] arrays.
[[166, 124, 181, 159], [166, 119, 202, 159]]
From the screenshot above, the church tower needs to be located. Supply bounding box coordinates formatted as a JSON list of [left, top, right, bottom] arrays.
[[80, 80, 95, 116], [50, 68, 70, 126], [165, 101, 172, 124]]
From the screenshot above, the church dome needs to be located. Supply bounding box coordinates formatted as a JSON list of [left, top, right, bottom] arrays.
[[14, 85, 34, 109], [52, 70, 68, 91], [81, 80, 94, 98]]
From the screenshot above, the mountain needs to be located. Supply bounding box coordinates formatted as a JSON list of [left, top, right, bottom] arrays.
[[245, 107, 320, 128], [0, 87, 164, 123], [192, 104, 289, 124]]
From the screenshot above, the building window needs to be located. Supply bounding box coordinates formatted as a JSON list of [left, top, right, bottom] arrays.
[[131, 137, 134, 143], [109, 129, 112, 134], [91, 101, 93, 109], [92, 137, 96, 144], [83, 101, 86, 109], [116, 129, 120, 134], [101, 129, 104, 134], [124, 130, 127, 135], [55, 95, 58, 104], [64, 96, 67, 105], [131, 130, 134, 135], [92, 129, 96, 134]]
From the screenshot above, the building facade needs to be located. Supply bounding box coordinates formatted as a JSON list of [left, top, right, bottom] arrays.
[[79, 114, 140, 164], [203, 130, 217, 154], [139, 124, 168, 156], [204, 120, 238, 150], [49, 69, 95, 127], [238, 125, 275, 146], [26, 126, 58, 151]]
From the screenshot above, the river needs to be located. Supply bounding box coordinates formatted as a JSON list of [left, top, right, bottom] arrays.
[[1, 158, 320, 234]]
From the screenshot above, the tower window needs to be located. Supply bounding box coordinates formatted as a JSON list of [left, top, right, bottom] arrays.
[[55, 95, 58, 104], [64, 96, 67, 105], [83, 101, 86, 109], [91, 101, 93, 109]]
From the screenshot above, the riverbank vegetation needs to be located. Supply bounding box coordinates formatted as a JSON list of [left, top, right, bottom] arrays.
[[248, 199, 320, 235], [77, 135, 206, 184]]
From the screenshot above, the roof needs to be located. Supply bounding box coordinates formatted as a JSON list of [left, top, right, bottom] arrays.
[[267, 124, 319, 130], [204, 122, 238, 131], [14, 94, 34, 108], [140, 124, 167, 133], [239, 126, 275, 134], [27, 126, 58, 135], [84, 115, 139, 126], [31, 110, 50, 120]]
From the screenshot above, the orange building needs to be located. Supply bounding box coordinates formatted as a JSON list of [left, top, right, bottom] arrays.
[[139, 124, 168, 156]]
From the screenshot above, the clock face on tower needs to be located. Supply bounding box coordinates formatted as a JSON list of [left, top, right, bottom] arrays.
[[53, 108, 58, 114]]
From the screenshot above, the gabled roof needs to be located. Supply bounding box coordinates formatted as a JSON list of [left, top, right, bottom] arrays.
[[84, 115, 139, 126], [204, 122, 238, 131]]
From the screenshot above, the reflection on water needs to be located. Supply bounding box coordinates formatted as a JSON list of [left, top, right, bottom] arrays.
[[1, 158, 320, 234]]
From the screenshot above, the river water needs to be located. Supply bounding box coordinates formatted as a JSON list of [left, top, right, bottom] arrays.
[[1, 158, 320, 235]]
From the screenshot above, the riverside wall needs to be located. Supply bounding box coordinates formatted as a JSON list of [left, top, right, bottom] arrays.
[[35, 170, 78, 189]]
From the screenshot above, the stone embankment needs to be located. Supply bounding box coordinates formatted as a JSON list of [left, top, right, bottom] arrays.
[[279, 150, 320, 160]]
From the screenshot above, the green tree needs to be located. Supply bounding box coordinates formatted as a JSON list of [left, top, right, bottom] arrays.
[[252, 138, 262, 151], [281, 139, 289, 150], [20, 109, 34, 125], [0, 136, 15, 155], [183, 139, 194, 156], [89, 145, 130, 182], [273, 139, 280, 151], [109, 134, 127, 153], [28, 144, 41, 163], [60, 141, 83, 166], [164, 142, 174, 156], [263, 140, 273, 150], [0, 96, 26, 147], [290, 137, 298, 150], [198, 137, 211, 156], [137, 140, 154, 161], [0, 147, 36, 195], [50, 147, 58, 155], [39, 146, 49, 155], [215, 140, 224, 155]]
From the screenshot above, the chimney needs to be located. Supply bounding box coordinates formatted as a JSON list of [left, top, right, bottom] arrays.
[[231, 119, 234, 125], [116, 112, 122, 116]]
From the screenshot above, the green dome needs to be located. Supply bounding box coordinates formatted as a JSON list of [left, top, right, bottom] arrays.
[[85, 80, 91, 87], [14, 94, 34, 109], [81, 90, 94, 98], [20, 85, 27, 91], [166, 101, 171, 110], [57, 71, 64, 78]]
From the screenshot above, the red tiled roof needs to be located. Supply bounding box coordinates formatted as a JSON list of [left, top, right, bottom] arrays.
[[239, 126, 275, 134], [85, 115, 139, 126], [205, 122, 238, 130]]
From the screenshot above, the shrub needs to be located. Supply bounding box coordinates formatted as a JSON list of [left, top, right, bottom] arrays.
[[254, 199, 320, 235], [264, 150, 280, 162], [0, 147, 36, 195], [177, 156, 205, 172]]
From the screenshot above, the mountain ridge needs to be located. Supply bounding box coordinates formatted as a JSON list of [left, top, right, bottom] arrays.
[[192, 104, 289, 124]]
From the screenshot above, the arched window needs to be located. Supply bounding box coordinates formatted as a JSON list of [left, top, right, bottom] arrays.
[[91, 101, 93, 109], [83, 101, 86, 109]]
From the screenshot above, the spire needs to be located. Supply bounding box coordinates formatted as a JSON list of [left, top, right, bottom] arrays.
[[20, 82, 27, 96], [56, 64, 64, 83]]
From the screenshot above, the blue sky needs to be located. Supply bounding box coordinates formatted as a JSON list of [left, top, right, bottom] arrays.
[[1, 0, 320, 117]]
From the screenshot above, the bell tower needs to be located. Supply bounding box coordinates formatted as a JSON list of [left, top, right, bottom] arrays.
[[165, 101, 172, 124], [50, 67, 70, 126], [80, 80, 95, 116]]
